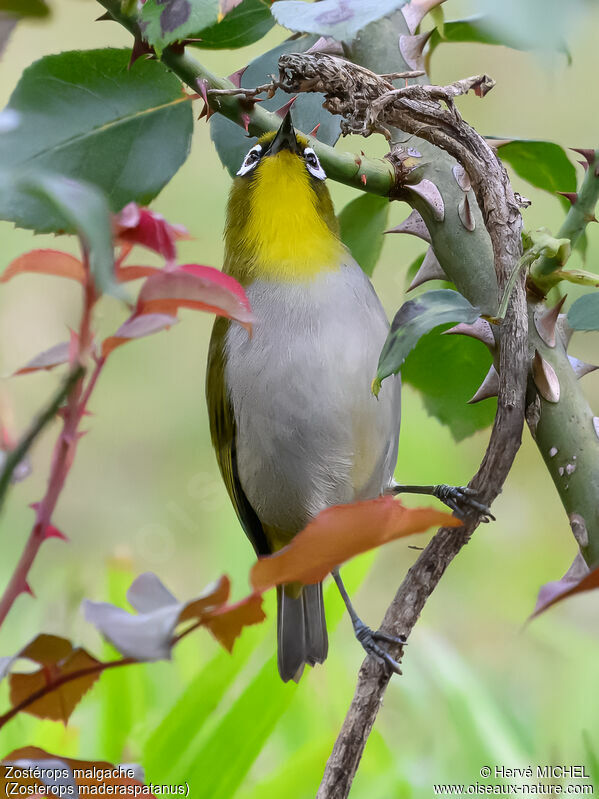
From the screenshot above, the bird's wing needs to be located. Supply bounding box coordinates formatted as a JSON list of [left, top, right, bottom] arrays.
[[206, 317, 271, 556]]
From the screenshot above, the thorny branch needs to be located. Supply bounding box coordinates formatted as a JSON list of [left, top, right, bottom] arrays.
[[272, 54, 529, 799]]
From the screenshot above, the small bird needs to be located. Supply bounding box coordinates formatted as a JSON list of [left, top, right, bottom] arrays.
[[207, 113, 487, 682]]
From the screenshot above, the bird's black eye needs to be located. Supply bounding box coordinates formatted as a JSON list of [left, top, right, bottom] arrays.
[[237, 144, 262, 176], [303, 146, 326, 180]]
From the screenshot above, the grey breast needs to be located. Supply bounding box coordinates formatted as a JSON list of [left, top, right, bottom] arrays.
[[225, 259, 401, 534]]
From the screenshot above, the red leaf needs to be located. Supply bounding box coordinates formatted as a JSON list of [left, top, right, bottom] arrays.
[[203, 593, 265, 652], [251, 496, 461, 591], [1, 250, 85, 284], [115, 203, 189, 262], [137, 265, 253, 329], [14, 342, 70, 375], [102, 313, 178, 357]]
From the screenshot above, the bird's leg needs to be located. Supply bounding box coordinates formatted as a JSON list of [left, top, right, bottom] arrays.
[[332, 568, 406, 675], [391, 483, 495, 523]]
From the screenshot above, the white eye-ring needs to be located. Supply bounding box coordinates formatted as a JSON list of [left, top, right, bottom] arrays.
[[304, 147, 326, 180], [236, 144, 262, 176]]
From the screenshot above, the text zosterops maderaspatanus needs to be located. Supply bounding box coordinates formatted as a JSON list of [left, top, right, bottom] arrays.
[[206, 113, 490, 682], [206, 112, 401, 682]]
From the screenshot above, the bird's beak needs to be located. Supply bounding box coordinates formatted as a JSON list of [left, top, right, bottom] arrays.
[[266, 111, 299, 156]]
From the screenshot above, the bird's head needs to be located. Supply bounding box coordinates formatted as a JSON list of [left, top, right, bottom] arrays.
[[225, 112, 342, 282]]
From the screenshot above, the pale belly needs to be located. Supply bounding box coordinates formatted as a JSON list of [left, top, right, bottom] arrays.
[[224, 261, 401, 535]]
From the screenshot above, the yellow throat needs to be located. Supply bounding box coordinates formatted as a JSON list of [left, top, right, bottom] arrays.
[[225, 144, 344, 283]]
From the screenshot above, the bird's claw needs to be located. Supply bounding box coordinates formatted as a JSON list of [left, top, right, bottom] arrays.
[[433, 484, 495, 523], [354, 621, 406, 675]]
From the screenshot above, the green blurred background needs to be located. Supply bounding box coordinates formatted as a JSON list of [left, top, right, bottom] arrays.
[[1, 1, 599, 796]]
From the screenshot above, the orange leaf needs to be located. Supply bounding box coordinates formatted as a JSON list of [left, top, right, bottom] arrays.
[[203, 592, 266, 652], [9, 648, 101, 723], [102, 313, 178, 357], [1, 250, 85, 284], [531, 555, 599, 618], [116, 264, 160, 282], [19, 634, 73, 665], [178, 574, 231, 624], [251, 496, 461, 592]]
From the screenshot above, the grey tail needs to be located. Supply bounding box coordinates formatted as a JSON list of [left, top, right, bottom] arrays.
[[277, 583, 328, 683]]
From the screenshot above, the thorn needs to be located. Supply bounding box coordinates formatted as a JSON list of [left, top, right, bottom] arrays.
[[361, 174, 367, 186], [458, 195, 475, 231], [241, 113, 250, 133], [304, 36, 344, 56], [196, 79, 213, 120], [23, 582, 35, 598], [532, 350, 561, 403], [228, 66, 247, 88], [452, 164, 471, 192], [468, 365, 499, 404], [354, 155, 362, 166], [534, 296, 567, 348], [443, 319, 496, 352], [577, 160, 589, 172], [570, 148, 595, 167], [556, 313, 574, 349], [308, 123, 321, 138], [407, 248, 447, 291], [557, 191, 578, 205], [45, 524, 69, 542], [384, 209, 431, 243], [568, 356, 599, 380], [406, 179, 445, 222], [95, 11, 113, 20], [129, 37, 153, 70], [275, 95, 297, 118], [398, 30, 433, 71]]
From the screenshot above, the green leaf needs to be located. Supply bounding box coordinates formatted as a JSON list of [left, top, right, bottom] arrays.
[[338, 194, 389, 277], [495, 140, 577, 209], [476, 0, 577, 60], [143, 622, 265, 781], [374, 289, 480, 395], [567, 294, 599, 331], [188, 0, 274, 49], [272, 0, 408, 43], [18, 172, 120, 298], [0, 48, 193, 232], [0, 0, 49, 17], [427, 15, 569, 58], [183, 655, 298, 799], [210, 36, 341, 177], [140, 0, 219, 54], [402, 325, 496, 441]]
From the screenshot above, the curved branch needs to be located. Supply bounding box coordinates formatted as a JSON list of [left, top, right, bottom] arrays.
[[278, 55, 530, 799]]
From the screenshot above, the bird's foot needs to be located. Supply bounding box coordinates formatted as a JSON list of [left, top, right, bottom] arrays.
[[433, 484, 495, 523], [354, 620, 406, 675]]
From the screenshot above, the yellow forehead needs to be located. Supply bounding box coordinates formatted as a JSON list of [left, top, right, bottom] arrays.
[[257, 130, 309, 151]]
